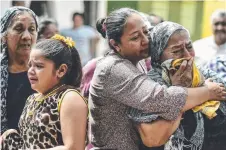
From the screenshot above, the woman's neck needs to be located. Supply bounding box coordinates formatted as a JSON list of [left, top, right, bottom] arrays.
[[115, 52, 139, 66], [8, 57, 29, 73]]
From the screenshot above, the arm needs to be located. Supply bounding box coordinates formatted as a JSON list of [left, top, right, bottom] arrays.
[[138, 113, 183, 147], [135, 59, 225, 147], [105, 60, 226, 120], [37, 91, 88, 150], [60, 91, 88, 150], [135, 78, 226, 147]]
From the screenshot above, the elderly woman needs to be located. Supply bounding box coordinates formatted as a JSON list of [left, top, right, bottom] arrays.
[[128, 21, 226, 150], [0, 6, 38, 133], [89, 7, 226, 150]]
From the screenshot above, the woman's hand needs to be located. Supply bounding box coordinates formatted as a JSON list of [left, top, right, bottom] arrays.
[[205, 78, 226, 100], [170, 58, 193, 87]]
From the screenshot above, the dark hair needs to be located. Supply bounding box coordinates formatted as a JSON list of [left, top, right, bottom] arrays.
[[96, 18, 106, 38], [11, 0, 25, 6], [38, 18, 58, 39], [96, 8, 139, 50], [72, 12, 84, 21], [34, 39, 82, 88], [149, 13, 164, 26]]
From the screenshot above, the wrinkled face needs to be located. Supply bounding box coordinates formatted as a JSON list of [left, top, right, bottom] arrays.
[[118, 13, 149, 63], [6, 11, 37, 59], [28, 49, 60, 94], [212, 16, 226, 45], [42, 23, 59, 39], [160, 30, 195, 63], [73, 15, 84, 28]]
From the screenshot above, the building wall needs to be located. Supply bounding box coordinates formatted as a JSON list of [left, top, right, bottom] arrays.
[[202, 0, 226, 38], [53, 1, 84, 30], [108, 1, 222, 41], [137, 1, 204, 41], [107, 1, 138, 14], [0, 0, 31, 17]]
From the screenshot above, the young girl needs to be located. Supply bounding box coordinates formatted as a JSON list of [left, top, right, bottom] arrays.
[[1, 34, 88, 150]]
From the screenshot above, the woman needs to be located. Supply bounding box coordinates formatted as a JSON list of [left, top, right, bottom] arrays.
[[0, 6, 38, 133], [1, 34, 88, 149], [128, 21, 226, 150], [89, 8, 226, 150], [38, 18, 59, 40]]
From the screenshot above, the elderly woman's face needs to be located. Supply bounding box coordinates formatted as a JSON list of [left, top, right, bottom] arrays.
[[117, 13, 149, 63], [6, 11, 37, 58], [160, 30, 195, 62]]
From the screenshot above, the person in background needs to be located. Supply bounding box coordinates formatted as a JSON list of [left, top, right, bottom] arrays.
[[61, 12, 99, 66], [193, 9, 226, 66], [148, 13, 164, 26], [1, 34, 88, 150], [128, 21, 226, 150], [11, 0, 26, 7], [89, 8, 226, 150], [0, 6, 38, 133], [38, 18, 59, 40], [205, 55, 226, 81]]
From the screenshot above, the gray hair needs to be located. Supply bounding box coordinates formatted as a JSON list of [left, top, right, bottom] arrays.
[[211, 9, 226, 24]]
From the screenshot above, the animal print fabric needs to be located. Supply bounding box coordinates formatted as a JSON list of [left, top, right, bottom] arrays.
[[1, 87, 83, 149]]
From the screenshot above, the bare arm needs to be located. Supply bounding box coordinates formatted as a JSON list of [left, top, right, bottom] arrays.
[[170, 58, 226, 112], [37, 91, 88, 150], [137, 59, 226, 147], [60, 91, 88, 150], [138, 113, 182, 147], [138, 82, 226, 147]]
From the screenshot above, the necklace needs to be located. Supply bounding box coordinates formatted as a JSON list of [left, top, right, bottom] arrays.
[[28, 84, 65, 116]]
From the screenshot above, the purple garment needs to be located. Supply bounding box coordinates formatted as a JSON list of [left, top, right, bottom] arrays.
[[80, 58, 100, 98], [206, 55, 226, 81]]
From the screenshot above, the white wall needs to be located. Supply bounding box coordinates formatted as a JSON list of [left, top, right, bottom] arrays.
[[96, 0, 108, 57], [0, 0, 107, 57], [53, 0, 84, 30], [0, 0, 31, 18]]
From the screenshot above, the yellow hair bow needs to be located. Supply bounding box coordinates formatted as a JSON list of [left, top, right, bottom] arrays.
[[51, 34, 75, 48]]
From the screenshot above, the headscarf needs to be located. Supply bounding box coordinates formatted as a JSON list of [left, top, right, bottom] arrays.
[[149, 22, 204, 150], [149, 21, 188, 67], [128, 21, 205, 150], [0, 6, 38, 133]]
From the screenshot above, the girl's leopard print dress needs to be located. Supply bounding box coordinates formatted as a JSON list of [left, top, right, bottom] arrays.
[[1, 86, 83, 149]]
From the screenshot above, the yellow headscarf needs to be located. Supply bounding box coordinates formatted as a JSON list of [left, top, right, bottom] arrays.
[[172, 58, 220, 119]]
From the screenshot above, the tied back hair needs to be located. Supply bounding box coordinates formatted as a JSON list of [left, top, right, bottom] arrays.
[[96, 18, 106, 38], [34, 39, 82, 88], [96, 8, 139, 51]]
